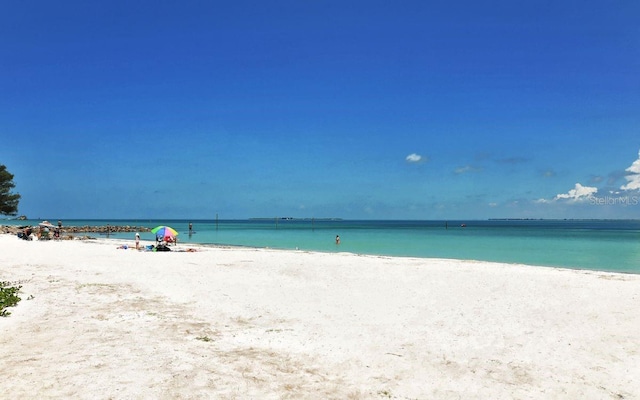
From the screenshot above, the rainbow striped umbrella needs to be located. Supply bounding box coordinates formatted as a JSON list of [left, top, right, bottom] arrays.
[[151, 225, 179, 240]]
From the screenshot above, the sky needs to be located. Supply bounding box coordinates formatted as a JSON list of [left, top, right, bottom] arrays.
[[1, 0, 639, 220]]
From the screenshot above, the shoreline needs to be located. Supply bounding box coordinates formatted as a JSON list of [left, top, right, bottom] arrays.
[[7, 227, 640, 275], [1, 234, 639, 398], [4, 220, 640, 275], [56, 234, 640, 276], [113, 236, 640, 276]]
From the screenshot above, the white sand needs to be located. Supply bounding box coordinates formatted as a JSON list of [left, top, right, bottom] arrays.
[[1, 234, 639, 399]]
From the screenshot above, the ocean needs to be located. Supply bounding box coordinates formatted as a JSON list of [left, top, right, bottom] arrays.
[[5, 219, 640, 274]]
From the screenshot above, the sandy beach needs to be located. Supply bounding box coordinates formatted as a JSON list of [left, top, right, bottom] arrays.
[[1, 234, 639, 399]]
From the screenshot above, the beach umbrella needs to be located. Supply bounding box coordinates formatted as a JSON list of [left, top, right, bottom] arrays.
[[151, 225, 179, 240], [39, 221, 56, 229]]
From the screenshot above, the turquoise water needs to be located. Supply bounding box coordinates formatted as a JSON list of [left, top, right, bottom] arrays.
[[5, 219, 640, 273]]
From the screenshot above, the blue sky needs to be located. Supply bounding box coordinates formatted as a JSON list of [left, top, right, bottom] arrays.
[[1, 1, 639, 219]]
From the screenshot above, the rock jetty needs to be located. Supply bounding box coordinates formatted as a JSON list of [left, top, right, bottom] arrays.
[[1, 225, 151, 235], [61, 225, 152, 234]]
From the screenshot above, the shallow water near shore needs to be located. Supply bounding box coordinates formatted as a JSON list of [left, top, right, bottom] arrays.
[[6, 219, 640, 273]]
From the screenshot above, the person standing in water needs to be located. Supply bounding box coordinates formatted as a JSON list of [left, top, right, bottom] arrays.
[[335, 235, 340, 245]]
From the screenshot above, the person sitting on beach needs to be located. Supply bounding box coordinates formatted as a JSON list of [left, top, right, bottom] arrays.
[[155, 243, 171, 252], [18, 227, 31, 240], [37, 226, 50, 240]]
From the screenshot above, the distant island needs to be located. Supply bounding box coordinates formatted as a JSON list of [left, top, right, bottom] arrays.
[[1, 215, 28, 220], [488, 218, 545, 221], [249, 217, 343, 221], [488, 218, 639, 221]]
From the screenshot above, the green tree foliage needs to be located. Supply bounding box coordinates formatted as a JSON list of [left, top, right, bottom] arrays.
[[0, 164, 21, 216], [0, 282, 22, 317]]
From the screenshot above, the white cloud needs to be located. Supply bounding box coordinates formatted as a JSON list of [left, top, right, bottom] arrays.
[[537, 150, 639, 206], [406, 153, 423, 163], [620, 150, 640, 191], [554, 183, 598, 202]]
